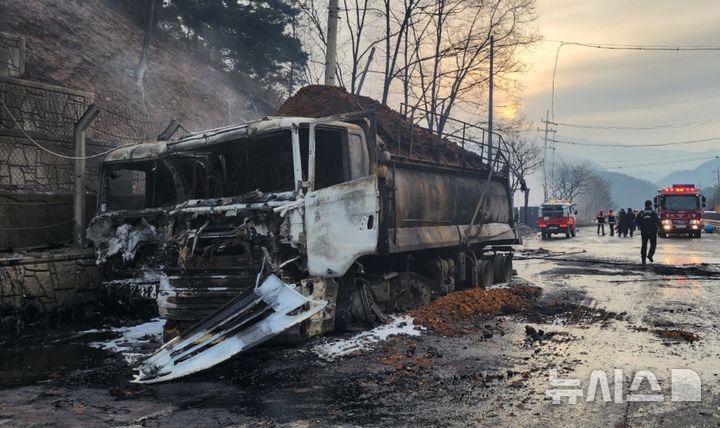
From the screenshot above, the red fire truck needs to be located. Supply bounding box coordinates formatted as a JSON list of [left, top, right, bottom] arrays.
[[538, 201, 577, 239], [654, 184, 706, 238]]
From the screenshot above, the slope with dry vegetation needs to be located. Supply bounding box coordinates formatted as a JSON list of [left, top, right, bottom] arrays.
[[0, 0, 273, 131]]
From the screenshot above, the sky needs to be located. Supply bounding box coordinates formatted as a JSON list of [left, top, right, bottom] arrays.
[[514, 0, 720, 187]]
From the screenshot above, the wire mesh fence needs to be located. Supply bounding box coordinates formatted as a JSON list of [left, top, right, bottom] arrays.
[[0, 76, 178, 242]]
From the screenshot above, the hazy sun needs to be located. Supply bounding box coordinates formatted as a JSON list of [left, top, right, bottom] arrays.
[[499, 104, 519, 120]]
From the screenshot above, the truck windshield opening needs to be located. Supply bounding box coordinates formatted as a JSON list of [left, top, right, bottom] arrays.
[[102, 126, 352, 211], [663, 195, 699, 211], [105, 160, 178, 210], [542, 205, 564, 217]]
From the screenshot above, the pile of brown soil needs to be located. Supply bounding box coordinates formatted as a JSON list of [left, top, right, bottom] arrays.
[[274, 85, 486, 168], [379, 353, 433, 371], [411, 285, 542, 336], [377, 338, 436, 374]]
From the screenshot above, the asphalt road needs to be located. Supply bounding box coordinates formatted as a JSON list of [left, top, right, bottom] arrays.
[[511, 228, 720, 426], [1, 228, 719, 427]]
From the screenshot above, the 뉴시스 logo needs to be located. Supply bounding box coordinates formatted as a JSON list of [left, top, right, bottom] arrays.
[[546, 369, 701, 404]]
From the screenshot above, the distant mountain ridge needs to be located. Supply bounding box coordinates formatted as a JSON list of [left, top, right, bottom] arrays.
[[596, 171, 659, 210], [658, 158, 720, 188]]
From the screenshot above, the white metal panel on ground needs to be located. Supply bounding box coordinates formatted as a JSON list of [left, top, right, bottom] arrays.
[[133, 274, 327, 384]]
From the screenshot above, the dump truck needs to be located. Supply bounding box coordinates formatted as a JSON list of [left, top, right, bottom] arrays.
[[87, 89, 519, 383]]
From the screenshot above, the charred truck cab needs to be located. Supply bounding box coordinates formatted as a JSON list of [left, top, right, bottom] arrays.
[[88, 114, 519, 383]]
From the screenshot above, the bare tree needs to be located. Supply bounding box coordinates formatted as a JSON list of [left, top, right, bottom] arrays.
[[575, 174, 613, 224], [342, 0, 383, 94], [296, 0, 538, 138], [298, 0, 345, 87], [506, 135, 542, 210], [551, 161, 594, 202], [380, 0, 427, 105], [400, 0, 538, 135]]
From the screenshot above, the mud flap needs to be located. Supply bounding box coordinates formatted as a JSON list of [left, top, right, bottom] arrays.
[[133, 274, 327, 384]]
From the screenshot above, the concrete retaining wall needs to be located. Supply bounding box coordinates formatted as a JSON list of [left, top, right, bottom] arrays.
[[0, 249, 101, 329]]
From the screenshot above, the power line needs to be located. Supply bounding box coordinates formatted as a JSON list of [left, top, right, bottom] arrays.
[[550, 116, 720, 131], [602, 157, 713, 170], [597, 153, 716, 165], [546, 40, 720, 51], [549, 40, 720, 120], [552, 135, 720, 148]]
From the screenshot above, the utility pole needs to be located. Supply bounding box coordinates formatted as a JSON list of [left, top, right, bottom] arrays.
[[541, 110, 550, 201], [538, 111, 557, 202], [714, 158, 720, 210], [324, 0, 339, 86], [487, 35, 494, 165]]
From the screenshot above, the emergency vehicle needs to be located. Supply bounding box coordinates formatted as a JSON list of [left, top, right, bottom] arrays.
[[654, 184, 706, 238], [538, 201, 577, 239]]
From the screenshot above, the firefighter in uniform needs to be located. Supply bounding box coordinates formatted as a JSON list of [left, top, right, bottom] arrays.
[[636, 200, 661, 265], [627, 207, 637, 237], [596, 211, 606, 236], [607, 209, 616, 236]]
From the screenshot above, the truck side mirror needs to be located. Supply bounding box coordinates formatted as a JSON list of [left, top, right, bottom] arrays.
[[653, 196, 658, 209], [702, 196, 707, 208]]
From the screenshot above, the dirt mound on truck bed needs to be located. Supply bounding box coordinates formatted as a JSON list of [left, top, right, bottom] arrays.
[[275, 85, 485, 168], [412, 284, 542, 336]]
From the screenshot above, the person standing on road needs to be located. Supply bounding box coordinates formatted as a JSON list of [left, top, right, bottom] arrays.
[[636, 200, 661, 265], [607, 209, 616, 236], [628, 208, 637, 237], [596, 211, 606, 236], [618, 208, 627, 237]]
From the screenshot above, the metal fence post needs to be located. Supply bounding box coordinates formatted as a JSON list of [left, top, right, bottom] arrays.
[[73, 105, 100, 246]]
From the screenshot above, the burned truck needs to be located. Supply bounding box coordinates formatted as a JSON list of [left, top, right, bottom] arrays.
[[88, 104, 518, 382]]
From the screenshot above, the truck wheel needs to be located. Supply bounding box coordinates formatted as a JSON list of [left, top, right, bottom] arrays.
[[692, 231, 701, 239], [479, 260, 494, 289], [571, 227, 576, 237], [659, 232, 666, 238], [493, 253, 513, 284], [470, 259, 493, 289], [493, 254, 513, 284], [396, 272, 432, 311], [565, 227, 571, 239], [540, 231, 546, 240], [462, 251, 480, 288]]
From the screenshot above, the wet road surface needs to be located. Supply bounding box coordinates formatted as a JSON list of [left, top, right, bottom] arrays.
[[1, 228, 719, 427]]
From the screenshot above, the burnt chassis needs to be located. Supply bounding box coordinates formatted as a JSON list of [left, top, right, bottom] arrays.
[[89, 114, 518, 381]]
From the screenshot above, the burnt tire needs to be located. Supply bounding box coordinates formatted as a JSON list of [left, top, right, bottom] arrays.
[[466, 255, 482, 288], [493, 253, 513, 284], [396, 272, 432, 312], [479, 259, 494, 289]]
